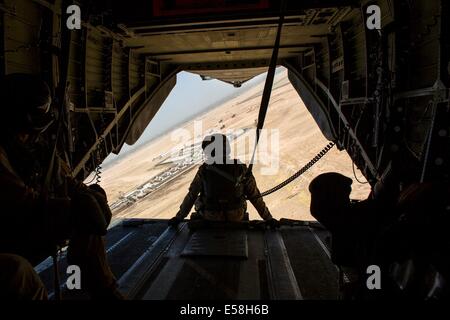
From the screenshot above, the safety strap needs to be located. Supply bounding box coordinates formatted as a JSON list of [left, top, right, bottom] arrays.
[[45, 10, 73, 300], [243, 0, 286, 180]]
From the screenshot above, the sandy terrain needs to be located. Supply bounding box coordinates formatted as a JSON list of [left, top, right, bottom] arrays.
[[99, 70, 371, 222]]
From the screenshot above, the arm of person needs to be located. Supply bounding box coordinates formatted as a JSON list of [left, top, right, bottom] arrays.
[[244, 173, 273, 221], [173, 167, 203, 220], [0, 152, 109, 242], [0, 163, 72, 247]]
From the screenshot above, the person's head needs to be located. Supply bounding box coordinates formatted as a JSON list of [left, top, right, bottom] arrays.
[[202, 133, 231, 164], [0, 73, 54, 143], [309, 172, 353, 220]]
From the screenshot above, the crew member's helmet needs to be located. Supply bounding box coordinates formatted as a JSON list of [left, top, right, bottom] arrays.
[[0, 73, 54, 134], [202, 133, 231, 160]]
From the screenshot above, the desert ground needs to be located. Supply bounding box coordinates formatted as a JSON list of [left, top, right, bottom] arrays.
[[99, 70, 371, 222]]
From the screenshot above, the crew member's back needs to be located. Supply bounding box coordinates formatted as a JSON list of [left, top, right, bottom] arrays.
[[168, 133, 275, 226]]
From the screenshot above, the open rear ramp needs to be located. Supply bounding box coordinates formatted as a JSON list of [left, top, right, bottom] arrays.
[[38, 219, 339, 300]]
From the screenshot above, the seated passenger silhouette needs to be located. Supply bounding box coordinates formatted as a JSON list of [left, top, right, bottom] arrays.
[[0, 74, 122, 300]]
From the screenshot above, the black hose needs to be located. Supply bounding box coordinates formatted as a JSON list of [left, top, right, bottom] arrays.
[[250, 142, 336, 199]]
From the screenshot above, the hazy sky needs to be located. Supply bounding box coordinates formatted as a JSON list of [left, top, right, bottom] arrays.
[[105, 70, 269, 164], [134, 71, 259, 146]]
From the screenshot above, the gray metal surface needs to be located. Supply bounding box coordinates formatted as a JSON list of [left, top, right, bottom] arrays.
[[141, 226, 192, 300], [38, 220, 339, 300], [265, 230, 303, 300], [236, 231, 266, 299], [281, 227, 339, 299], [182, 229, 248, 258], [118, 224, 184, 298]]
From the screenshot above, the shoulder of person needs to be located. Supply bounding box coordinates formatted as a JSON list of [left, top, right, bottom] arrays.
[[233, 160, 248, 175], [198, 163, 207, 174], [232, 159, 246, 167]]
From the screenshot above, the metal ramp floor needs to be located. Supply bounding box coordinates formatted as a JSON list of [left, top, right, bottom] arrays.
[[37, 219, 339, 300]]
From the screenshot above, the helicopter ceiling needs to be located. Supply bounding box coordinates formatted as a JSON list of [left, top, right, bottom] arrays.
[[112, 2, 353, 85]]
